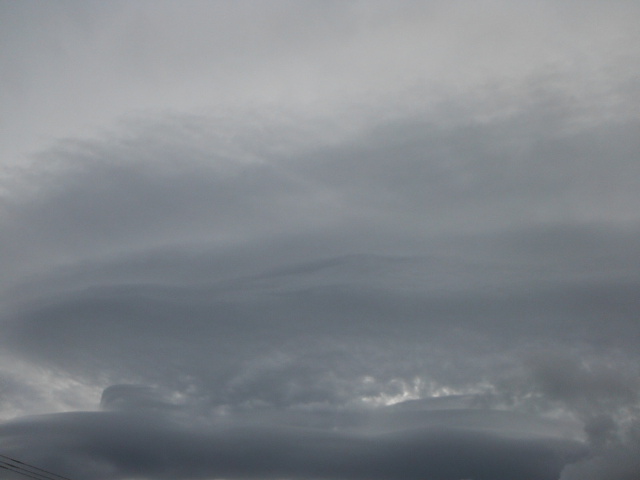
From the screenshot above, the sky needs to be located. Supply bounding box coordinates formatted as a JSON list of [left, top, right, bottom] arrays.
[[1, 1, 640, 479]]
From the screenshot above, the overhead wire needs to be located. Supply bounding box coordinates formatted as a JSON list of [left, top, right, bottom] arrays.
[[0, 454, 75, 480], [0, 463, 48, 480]]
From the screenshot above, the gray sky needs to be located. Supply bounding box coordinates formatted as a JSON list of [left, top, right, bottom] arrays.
[[1, 2, 640, 479]]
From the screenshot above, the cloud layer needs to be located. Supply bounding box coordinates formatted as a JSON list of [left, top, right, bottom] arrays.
[[1, 2, 640, 480]]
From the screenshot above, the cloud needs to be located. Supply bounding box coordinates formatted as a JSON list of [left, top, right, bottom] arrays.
[[0, 407, 586, 480], [0, 98, 638, 478], [1, 90, 639, 396], [2, 1, 639, 166], [561, 434, 640, 480], [1, 2, 640, 479]]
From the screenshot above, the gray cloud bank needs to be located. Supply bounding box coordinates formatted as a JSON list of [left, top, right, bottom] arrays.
[[2, 2, 640, 480], [1, 93, 639, 479], [0, 408, 585, 480]]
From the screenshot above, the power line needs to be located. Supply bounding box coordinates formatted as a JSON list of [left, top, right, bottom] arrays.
[[0, 458, 72, 480], [1, 463, 51, 480], [0, 454, 75, 480]]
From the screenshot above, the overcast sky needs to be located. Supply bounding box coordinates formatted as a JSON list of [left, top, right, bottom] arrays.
[[1, 2, 640, 480]]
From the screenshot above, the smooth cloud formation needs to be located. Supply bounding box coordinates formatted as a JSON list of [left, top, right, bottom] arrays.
[[1, 408, 586, 480], [1, 2, 640, 480]]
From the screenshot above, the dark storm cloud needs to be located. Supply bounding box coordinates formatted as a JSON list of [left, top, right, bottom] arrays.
[[2, 93, 639, 391], [529, 353, 638, 408], [1, 3, 640, 474], [0, 408, 586, 480], [561, 435, 640, 480], [0, 98, 638, 480]]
